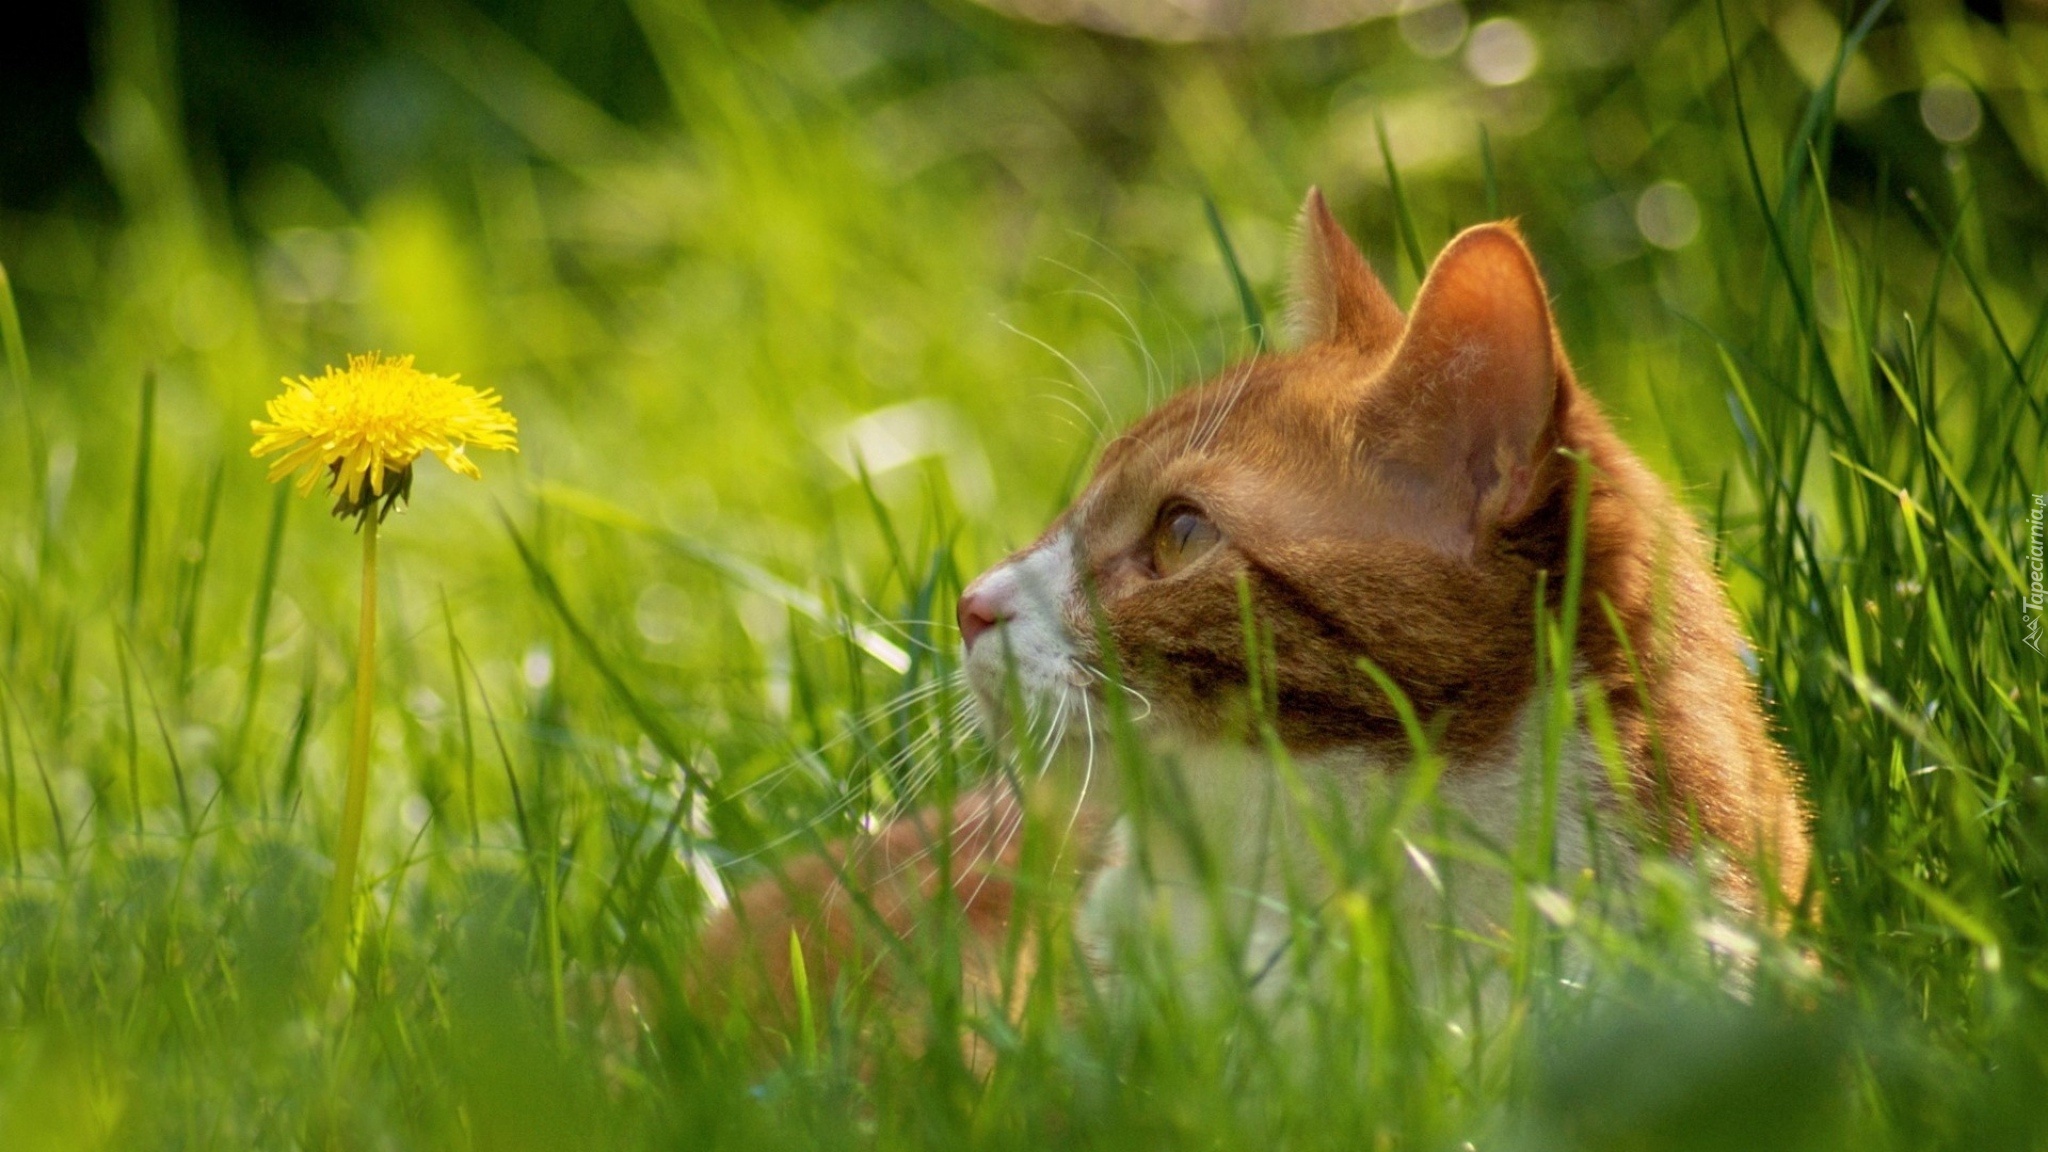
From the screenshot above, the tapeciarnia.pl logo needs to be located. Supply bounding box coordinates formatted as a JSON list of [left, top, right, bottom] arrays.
[[2027, 494, 2045, 655]]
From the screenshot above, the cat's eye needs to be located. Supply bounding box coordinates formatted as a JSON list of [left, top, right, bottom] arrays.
[[1151, 505, 1221, 577]]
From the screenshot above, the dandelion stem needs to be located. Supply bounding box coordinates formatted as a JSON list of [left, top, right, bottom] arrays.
[[327, 516, 378, 977]]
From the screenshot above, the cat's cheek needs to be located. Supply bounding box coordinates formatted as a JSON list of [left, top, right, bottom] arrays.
[[1093, 573, 1253, 732]]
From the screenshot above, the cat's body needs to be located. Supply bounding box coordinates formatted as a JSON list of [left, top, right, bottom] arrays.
[[700, 192, 1809, 1037]]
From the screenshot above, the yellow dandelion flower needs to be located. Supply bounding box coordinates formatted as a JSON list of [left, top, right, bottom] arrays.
[[251, 352, 517, 520], [254, 354, 517, 982]]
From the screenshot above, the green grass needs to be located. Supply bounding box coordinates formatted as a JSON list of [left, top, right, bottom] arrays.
[[1, 0, 2046, 1147]]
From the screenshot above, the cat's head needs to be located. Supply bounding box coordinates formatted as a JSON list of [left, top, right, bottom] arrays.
[[960, 190, 1615, 758]]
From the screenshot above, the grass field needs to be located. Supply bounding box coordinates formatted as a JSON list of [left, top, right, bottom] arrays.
[[2, 0, 2046, 1147]]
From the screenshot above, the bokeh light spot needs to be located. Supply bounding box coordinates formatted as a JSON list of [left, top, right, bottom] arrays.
[[1920, 75, 1981, 145], [1465, 18, 1538, 87], [522, 645, 554, 690], [636, 582, 691, 645], [1635, 181, 1702, 250], [1399, 0, 1468, 59]]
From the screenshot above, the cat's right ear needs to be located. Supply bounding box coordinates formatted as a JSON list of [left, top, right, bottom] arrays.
[[1359, 222, 1561, 551], [1284, 188, 1404, 355]]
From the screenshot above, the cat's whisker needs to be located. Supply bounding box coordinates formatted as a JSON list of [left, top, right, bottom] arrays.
[[1174, 326, 1237, 457], [1079, 663, 1153, 721], [1187, 353, 1258, 459], [1059, 687, 1099, 862], [857, 699, 988, 824], [721, 684, 985, 868], [865, 625, 951, 657], [723, 676, 961, 803], [1032, 370, 1113, 428], [863, 759, 949, 843], [1033, 391, 1108, 444], [940, 682, 1091, 893], [876, 726, 953, 780], [1039, 254, 1161, 413], [855, 683, 1061, 893], [1044, 246, 1174, 411], [1000, 320, 1113, 438], [1030, 688, 1071, 775], [1195, 350, 1250, 453], [759, 694, 957, 792], [830, 746, 984, 894], [864, 616, 959, 631], [859, 771, 1003, 892], [958, 784, 1029, 915]]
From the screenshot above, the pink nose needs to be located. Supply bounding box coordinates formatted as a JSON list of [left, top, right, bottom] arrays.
[[957, 583, 1011, 652]]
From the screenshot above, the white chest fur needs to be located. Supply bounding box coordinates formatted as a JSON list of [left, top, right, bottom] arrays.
[[1070, 701, 1630, 1003]]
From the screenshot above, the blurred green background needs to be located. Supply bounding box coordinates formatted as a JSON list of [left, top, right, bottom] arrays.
[[2, 0, 2047, 1148], [8, 0, 2041, 566]]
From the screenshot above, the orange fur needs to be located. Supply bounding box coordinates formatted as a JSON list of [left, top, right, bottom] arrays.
[[694, 784, 1109, 1061], [694, 190, 1810, 1036]]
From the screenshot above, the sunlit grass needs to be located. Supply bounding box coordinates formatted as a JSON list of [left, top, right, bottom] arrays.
[[0, 0, 2045, 1147]]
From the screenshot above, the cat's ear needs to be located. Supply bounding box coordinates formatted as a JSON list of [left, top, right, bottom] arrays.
[[1284, 188, 1404, 354], [1364, 222, 1561, 548]]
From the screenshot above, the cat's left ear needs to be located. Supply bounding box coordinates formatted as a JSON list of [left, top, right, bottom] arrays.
[[1362, 221, 1563, 550], [1284, 188, 1405, 355]]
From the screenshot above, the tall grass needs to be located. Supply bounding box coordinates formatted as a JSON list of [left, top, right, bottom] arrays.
[[0, 0, 2044, 1148]]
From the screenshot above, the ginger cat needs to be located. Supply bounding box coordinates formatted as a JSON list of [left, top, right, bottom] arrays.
[[697, 190, 1810, 1038]]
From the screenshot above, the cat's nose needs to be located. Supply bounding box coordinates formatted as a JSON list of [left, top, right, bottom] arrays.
[[957, 579, 1013, 653]]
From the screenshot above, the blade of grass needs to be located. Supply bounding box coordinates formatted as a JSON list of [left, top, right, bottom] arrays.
[[499, 506, 718, 804], [121, 629, 195, 837], [1202, 193, 1264, 347], [0, 261, 44, 561], [127, 368, 158, 627], [853, 456, 912, 604], [0, 676, 66, 868], [596, 782, 684, 972], [534, 483, 910, 674], [227, 485, 289, 800], [117, 632, 142, 837], [1901, 190, 2046, 430], [0, 261, 31, 413], [275, 655, 320, 823], [174, 461, 224, 699], [442, 592, 480, 849], [0, 686, 19, 878], [461, 641, 535, 867], [1713, 0, 1862, 458], [1376, 115, 1427, 285], [1479, 123, 1499, 219]]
